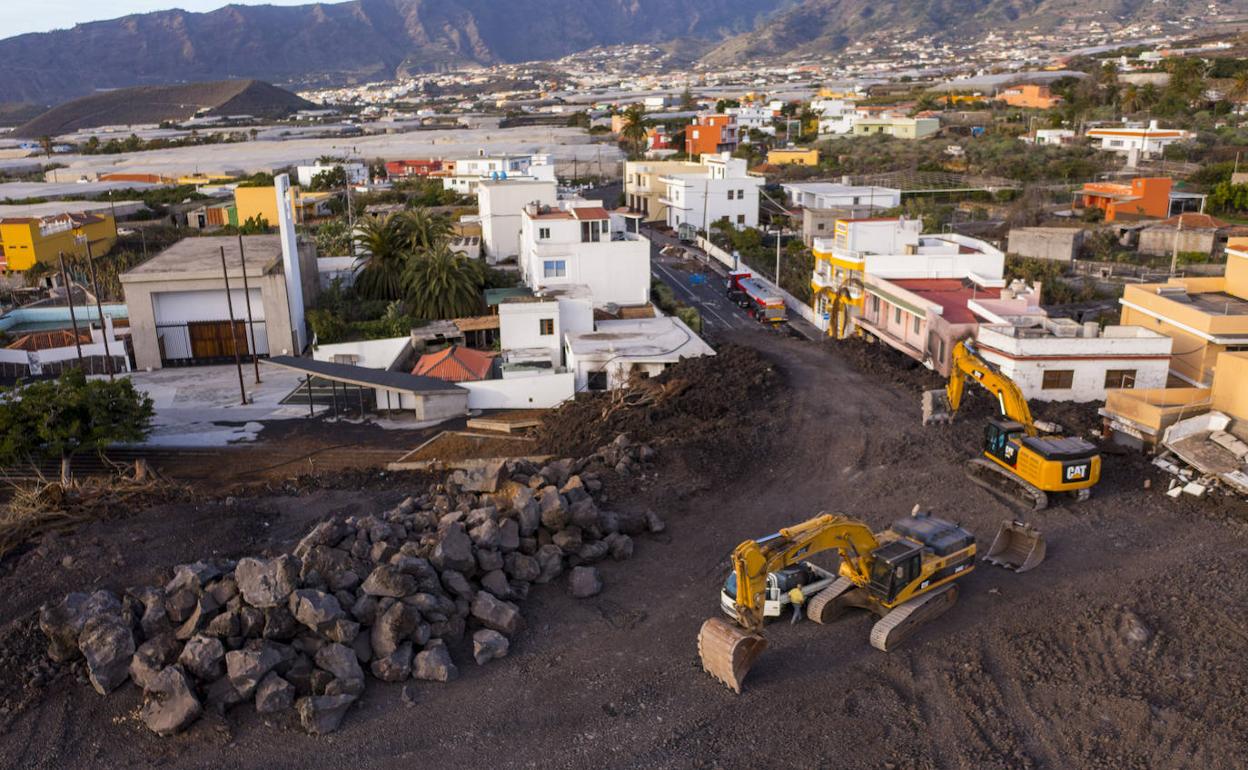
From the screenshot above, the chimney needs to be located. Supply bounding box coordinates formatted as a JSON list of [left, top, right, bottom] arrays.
[[274, 174, 307, 354]]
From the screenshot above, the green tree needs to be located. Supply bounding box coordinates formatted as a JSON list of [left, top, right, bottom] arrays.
[[399, 208, 453, 252], [353, 213, 410, 301], [618, 104, 648, 158], [403, 245, 485, 319], [39, 135, 53, 157], [0, 369, 155, 484], [680, 87, 696, 111], [237, 215, 270, 234], [314, 218, 352, 256], [309, 166, 348, 191]]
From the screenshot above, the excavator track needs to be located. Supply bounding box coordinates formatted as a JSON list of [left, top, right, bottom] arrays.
[[869, 583, 959, 652], [965, 457, 1049, 511], [806, 577, 868, 625], [697, 617, 767, 694]]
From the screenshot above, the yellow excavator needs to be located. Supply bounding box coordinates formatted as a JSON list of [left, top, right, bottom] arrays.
[[923, 340, 1101, 510], [698, 510, 976, 693]]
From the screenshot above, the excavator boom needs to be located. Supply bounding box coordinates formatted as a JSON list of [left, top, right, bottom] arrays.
[[923, 340, 1036, 433]]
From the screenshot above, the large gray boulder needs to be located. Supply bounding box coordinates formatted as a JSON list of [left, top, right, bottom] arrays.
[[234, 555, 301, 608], [431, 523, 475, 573], [79, 614, 135, 695], [178, 635, 225, 682], [411, 642, 458, 682], [360, 564, 417, 598], [369, 642, 413, 682], [140, 666, 202, 736], [165, 562, 222, 595], [226, 645, 283, 698], [255, 672, 295, 714], [568, 566, 603, 599], [130, 633, 182, 691], [296, 694, 355, 735], [472, 629, 510, 665], [39, 591, 119, 662], [470, 591, 522, 636], [371, 602, 419, 659], [314, 643, 364, 697]]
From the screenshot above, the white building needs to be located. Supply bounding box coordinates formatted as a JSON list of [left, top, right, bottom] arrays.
[[975, 321, 1173, 402], [1086, 121, 1194, 159], [295, 161, 368, 188], [725, 105, 776, 135], [518, 200, 650, 307], [1028, 129, 1076, 146], [812, 99, 858, 135], [565, 316, 715, 391], [659, 153, 764, 233], [498, 286, 594, 369], [442, 153, 556, 195], [478, 179, 558, 264], [782, 182, 902, 210]]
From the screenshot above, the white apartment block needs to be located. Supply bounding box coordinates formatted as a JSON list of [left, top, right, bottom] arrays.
[[518, 201, 650, 307], [725, 105, 777, 135], [478, 179, 558, 264], [442, 153, 556, 195], [1086, 121, 1194, 159], [659, 153, 764, 233], [295, 161, 368, 188], [498, 286, 594, 369], [782, 182, 902, 210], [975, 321, 1173, 402]]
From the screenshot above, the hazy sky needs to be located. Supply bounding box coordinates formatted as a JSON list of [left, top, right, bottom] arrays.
[[1, 1, 323, 38]]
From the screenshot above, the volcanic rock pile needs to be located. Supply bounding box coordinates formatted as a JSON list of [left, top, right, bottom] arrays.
[[37, 436, 660, 735]]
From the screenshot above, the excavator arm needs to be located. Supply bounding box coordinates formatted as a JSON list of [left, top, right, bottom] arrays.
[[729, 513, 880, 632], [934, 340, 1036, 436]]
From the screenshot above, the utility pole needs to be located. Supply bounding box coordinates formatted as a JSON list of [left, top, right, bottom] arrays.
[[237, 235, 262, 384], [83, 241, 115, 380], [57, 251, 84, 366], [219, 246, 248, 405], [774, 226, 782, 288], [1170, 214, 1184, 277]]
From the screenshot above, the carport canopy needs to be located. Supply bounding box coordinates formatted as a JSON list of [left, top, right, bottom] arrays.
[[263, 356, 467, 395]]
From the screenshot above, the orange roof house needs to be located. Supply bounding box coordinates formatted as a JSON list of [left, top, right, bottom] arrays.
[[1079, 177, 1173, 222], [997, 84, 1062, 110], [412, 345, 495, 382]]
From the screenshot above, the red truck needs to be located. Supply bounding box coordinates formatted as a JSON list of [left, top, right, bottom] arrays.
[[727, 270, 787, 325]]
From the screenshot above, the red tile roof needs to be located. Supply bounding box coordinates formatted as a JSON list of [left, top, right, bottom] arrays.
[[889, 278, 1002, 325], [412, 345, 495, 382], [572, 207, 610, 220]]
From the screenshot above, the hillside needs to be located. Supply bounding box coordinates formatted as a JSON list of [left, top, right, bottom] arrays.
[[703, 0, 1248, 64], [12, 80, 314, 138], [0, 0, 784, 105]]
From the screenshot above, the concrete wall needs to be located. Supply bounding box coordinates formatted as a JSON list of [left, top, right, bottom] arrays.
[[500, 300, 563, 363], [1007, 228, 1083, 262], [1138, 227, 1219, 257], [1211, 351, 1248, 421], [386, 389, 469, 422], [313, 337, 410, 370], [479, 180, 557, 263], [461, 372, 575, 409]]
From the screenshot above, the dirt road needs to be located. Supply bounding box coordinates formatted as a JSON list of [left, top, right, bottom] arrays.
[[2, 329, 1247, 769]]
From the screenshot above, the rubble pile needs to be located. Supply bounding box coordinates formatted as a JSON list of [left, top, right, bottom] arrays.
[[35, 436, 662, 737]]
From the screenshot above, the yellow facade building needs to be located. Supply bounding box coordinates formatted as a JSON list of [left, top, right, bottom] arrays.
[[767, 147, 820, 166], [233, 186, 335, 227], [0, 212, 116, 272]]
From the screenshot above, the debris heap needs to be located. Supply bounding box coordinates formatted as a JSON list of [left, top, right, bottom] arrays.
[[36, 436, 661, 736]]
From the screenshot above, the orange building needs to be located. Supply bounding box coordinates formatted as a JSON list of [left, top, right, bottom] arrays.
[[1079, 177, 1173, 222], [997, 84, 1062, 109], [685, 115, 739, 157]]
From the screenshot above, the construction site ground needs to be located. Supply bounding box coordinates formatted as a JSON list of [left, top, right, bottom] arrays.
[[2, 327, 1247, 769]]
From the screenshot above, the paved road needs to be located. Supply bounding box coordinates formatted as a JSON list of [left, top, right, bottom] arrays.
[[644, 225, 822, 339]]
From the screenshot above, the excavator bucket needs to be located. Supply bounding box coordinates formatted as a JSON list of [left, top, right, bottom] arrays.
[[697, 617, 768, 694], [984, 520, 1046, 573], [922, 389, 954, 425]]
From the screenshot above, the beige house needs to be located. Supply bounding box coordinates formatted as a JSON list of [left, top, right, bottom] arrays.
[[120, 235, 319, 370], [623, 160, 700, 223]]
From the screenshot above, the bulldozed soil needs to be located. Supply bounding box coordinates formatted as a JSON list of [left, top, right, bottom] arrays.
[[0, 329, 1247, 769]]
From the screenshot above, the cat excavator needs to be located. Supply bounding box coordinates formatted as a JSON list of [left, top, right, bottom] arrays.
[[923, 340, 1101, 510], [698, 510, 976, 693]]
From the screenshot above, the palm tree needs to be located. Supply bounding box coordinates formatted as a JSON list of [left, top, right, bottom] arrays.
[[403, 244, 486, 320], [1119, 84, 1141, 114], [1228, 71, 1248, 104], [618, 104, 648, 158], [399, 208, 453, 252], [352, 214, 409, 300]]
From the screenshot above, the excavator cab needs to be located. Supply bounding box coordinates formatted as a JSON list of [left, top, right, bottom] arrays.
[[867, 540, 922, 604], [983, 418, 1026, 467]]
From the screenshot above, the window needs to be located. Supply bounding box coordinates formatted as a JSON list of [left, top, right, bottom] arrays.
[[727, 190, 735, 200], [817, 222, 826, 230], [539, 318, 554, 336], [1042, 370, 1074, 390], [580, 220, 603, 243], [894, 307, 902, 325], [538, 227, 550, 240], [1104, 369, 1137, 389], [870, 295, 880, 315], [737, 214, 745, 224], [737, 189, 744, 198], [912, 316, 921, 335], [587, 371, 609, 391], [543, 260, 566, 278]]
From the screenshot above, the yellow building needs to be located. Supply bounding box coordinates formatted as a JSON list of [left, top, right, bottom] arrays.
[[0, 212, 116, 272], [767, 147, 820, 166], [234, 186, 335, 226], [1118, 244, 1248, 386], [178, 173, 236, 187]]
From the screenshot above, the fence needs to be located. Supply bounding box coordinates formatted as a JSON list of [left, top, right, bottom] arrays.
[[696, 236, 829, 333], [0, 342, 129, 381]]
